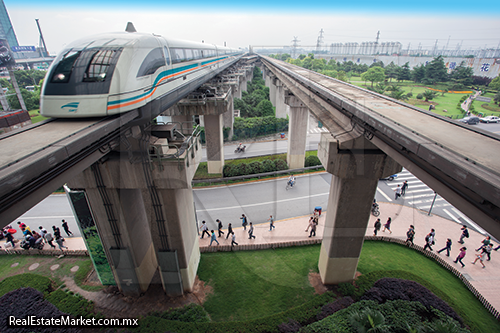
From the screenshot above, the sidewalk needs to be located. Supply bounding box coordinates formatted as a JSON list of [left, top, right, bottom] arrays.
[[6, 202, 498, 314]]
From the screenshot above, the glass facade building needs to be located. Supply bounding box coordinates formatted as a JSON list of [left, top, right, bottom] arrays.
[[0, 0, 18, 49]]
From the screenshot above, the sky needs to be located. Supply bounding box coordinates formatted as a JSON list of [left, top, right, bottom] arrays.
[[6, 0, 500, 56]]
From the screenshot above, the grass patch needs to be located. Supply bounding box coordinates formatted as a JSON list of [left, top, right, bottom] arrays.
[[28, 109, 49, 124]]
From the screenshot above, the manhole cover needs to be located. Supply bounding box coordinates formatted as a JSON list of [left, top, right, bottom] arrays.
[[29, 263, 39, 271], [50, 264, 60, 271], [70, 266, 79, 273]]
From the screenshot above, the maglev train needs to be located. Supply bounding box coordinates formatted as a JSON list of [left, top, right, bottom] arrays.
[[41, 26, 243, 118]]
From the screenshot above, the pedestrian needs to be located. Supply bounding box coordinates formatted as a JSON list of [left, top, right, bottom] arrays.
[[437, 238, 452, 257], [226, 223, 233, 239], [406, 225, 415, 245], [481, 243, 493, 261], [268, 215, 275, 231], [305, 217, 314, 232], [61, 220, 73, 237], [4, 229, 15, 248], [309, 219, 317, 237], [248, 222, 256, 239], [423, 232, 434, 251], [401, 181, 408, 196], [458, 225, 469, 244], [217, 219, 224, 237], [373, 219, 381, 236], [18, 221, 32, 234], [471, 252, 486, 268], [382, 217, 392, 234], [241, 214, 248, 230], [209, 230, 219, 246], [43, 230, 56, 249], [475, 236, 491, 252], [454, 247, 467, 268], [199, 221, 210, 239], [52, 226, 61, 239], [55, 236, 68, 251], [38, 226, 47, 237], [231, 232, 238, 247], [394, 185, 401, 200]]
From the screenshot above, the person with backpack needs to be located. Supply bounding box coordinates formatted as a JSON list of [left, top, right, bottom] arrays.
[[226, 223, 233, 239], [406, 225, 415, 245], [241, 214, 248, 230], [217, 219, 224, 237], [475, 236, 491, 252], [458, 225, 469, 244], [437, 238, 452, 257], [424, 232, 434, 251], [43, 230, 56, 249], [373, 219, 382, 236]]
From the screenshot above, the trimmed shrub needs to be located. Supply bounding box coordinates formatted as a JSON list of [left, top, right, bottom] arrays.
[[223, 164, 238, 177], [316, 296, 354, 321], [304, 155, 321, 167], [274, 159, 288, 171], [0, 273, 52, 297], [236, 162, 251, 176], [337, 283, 356, 297], [416, 93, 423, 100], [45, 289, 96, 318], [262, 159, 276, 173], [249, 161, 264, 174]]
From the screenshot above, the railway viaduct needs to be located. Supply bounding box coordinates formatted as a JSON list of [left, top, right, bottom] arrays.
[[1, 55, 500, 296]]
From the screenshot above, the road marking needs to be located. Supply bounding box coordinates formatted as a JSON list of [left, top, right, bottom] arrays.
[[377, 187, 392, 201], [451, 208, 487, 235], [196, 192, 330, 212]]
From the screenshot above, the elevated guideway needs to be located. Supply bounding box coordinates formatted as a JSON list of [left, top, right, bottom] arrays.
[[261, 56, 500, 240]]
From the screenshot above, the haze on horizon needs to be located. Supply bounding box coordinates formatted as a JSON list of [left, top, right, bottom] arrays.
[[6, 0, 500, 57]]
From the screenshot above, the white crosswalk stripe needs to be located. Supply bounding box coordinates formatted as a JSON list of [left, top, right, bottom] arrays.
[[308, 127, 329, 134]]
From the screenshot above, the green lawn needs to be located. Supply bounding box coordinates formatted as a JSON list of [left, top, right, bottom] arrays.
[[198, 242, 499, 332], [29, 109, 49, 123]]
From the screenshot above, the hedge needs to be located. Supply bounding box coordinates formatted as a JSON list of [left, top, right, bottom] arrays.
[[0, 273, 52, 297]]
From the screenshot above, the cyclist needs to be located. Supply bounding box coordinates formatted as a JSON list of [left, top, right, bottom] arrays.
[[287, 174, 296, 188]]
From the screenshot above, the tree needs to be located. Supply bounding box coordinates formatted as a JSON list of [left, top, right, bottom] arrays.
[[412, 64, 426, 83], [280, 53, 291, 61], [369, 60, 384, 68], [337, 70, 348, 82], [311, 58, 326, 71], [385, 62, 399, 82], [422, 90, 437, 102], [298, 54, 306, 60], [450, 62, 473, 86], [494, 91, 500, 105], [397, 62, 411, 82], [256, 100, 274, 117], [362, 67, 385, 87], [425, 56, 448, 84], [489, 75, 500, 91]]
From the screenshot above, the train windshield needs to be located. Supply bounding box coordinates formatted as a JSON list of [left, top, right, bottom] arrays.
[[83, 50, 117, 82], [50, 50, 81, 83]]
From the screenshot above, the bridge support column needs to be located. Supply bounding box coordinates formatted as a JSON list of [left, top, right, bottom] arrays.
[[275, 79, 287, 118], [317, 132, 401, 284], [205, 114, 225, 174], [222, 91, 234, 141], [285, 93, 309, 169], [269, 76, 277, 107]]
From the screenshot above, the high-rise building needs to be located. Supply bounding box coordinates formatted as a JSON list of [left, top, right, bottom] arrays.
[[0, 0, 19, 50]]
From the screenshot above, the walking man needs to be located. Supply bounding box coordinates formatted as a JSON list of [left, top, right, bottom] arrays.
[[394, 185, 402, 200], [241, 214, 248, 231], [248, 222, 256, 239], [209, 230, 219, 246], [437, 238, 452, 257], [373, 219, 381, 236], [481, 243, 493, 261], [217, 219, 224, 237], [309, 219, 317, 237], [454, 247, 467, 268], [401, 181, 408, 196], [52, 226, 61, 239], [4, 230, 15, 248], [268, 215, 275, 231], [62, 220, 73, 237], [458, 225, 469, 244], [199, 221, 210, 239], [231, 232, 238, 247], [226, 223, 233, 239], [423, 232, 434, 251], [55, 236, 68, 251], [406, 225, 415, 245]]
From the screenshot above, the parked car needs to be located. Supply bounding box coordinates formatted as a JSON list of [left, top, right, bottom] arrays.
[[459, 116, 480, 125], [480, 116, 499, 123]]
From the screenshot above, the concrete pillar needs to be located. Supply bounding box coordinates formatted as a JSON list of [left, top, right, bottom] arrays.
[[275, 80, 287, 118], [285, 94, 309, 169], [317, 132, 401, 284], [222, 90, 234, 140], [205, 114, 224, 174], [270, 76, 277, 107]]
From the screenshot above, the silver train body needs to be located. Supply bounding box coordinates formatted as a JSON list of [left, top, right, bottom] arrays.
[[40, 32, 243, 117]]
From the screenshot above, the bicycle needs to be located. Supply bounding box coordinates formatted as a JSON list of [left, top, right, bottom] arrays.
[[286, 179, 296, 191]]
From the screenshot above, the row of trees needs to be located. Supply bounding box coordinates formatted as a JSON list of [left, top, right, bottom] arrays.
[[0, 69, 46, 111], [234, 66, 274, 118]]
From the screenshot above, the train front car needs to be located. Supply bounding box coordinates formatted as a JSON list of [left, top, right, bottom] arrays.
[[40, 33, 156, 118]]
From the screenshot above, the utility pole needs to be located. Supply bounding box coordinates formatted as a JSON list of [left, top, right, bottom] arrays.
[[291, 36, 300, 59], [35, 19, 49, 57], [433, 39, 438, 56], [316, 28, 324, 54], [406, 42, 411, 56], [374, 31, 380, 54]]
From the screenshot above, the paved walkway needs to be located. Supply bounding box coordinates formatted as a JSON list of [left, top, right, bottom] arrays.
[[10, 202, 498, 314]]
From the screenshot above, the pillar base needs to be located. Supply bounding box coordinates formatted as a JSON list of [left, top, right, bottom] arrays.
[[318, 244, 359, 284], [287, 154, 305, 170], [180, 237, 200, 292], [207, 160, 223, 174]]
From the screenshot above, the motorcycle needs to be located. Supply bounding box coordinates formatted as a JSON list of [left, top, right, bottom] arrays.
[[234, 145, 246, 153], [371, 203, 380, 217], [20, 238, 44, 250]]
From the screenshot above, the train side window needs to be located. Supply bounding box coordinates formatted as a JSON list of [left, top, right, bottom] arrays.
[[137, 47, 165, 77], [193, 49, 201, 60], [171, 48, 185, 64], [50, 51, 81, 83], [83, 50, 115, 82], [163, 46, 171, 66], [184, 49, 194, 61]]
